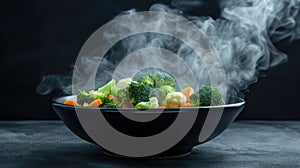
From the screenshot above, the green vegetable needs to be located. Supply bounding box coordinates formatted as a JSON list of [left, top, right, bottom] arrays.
[[114, 88, 130, 107], [136, 73, 177, 105], [77, 90, 105, 105], [102, 99, 117, 108], [161, 76, 177, 88], [138, 76, 155, 87], [138, 73, 177, 88], [135, 97, 159, 109], [89, 90, 107, 100], [190, 93, 200, 107], [190, 86, 224, 106], [102, 103, 117, 108], [135, 102, 151, 108], [128, 81, 153, 106], [100, 97, 114, 105], [77, 75, 224, 108], [77, 88, 117, 107], [82, 102, 89, 107], [160, 85, 176, 95], [77, 90, 92, 105], [149, 85, 176, 104], [191, 86, 224, 106], [97, 79, 116, 95]]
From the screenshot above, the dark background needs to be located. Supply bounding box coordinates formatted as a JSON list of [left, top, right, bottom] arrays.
[[1, 0, 299, 120]]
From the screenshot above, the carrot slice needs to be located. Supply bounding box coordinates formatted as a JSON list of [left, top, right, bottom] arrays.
[[180, 103, 191, 108], [108, 94, 121, 104], [158, 106, 167, 108], [88, 99, 102, 107], [107, 94, 113, 99], [181, 87, 194, 103], [64, 100, 80, 106]]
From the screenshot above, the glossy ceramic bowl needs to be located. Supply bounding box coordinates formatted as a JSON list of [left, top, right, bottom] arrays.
[[51, 95, 245, 158]]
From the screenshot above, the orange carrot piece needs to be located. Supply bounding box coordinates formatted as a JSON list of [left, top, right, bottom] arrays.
[[88, 99, 102, 107], [108, 94, 121, 104], [158, 106, 167, 108], [107, 94, 113, 99], [180, 103, 191, 108], [181, 87, 194, 103], [64, 100, 80, 106]]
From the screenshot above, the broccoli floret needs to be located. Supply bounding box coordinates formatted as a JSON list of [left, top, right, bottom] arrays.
[[198, 86, 224, 106], [101, 97, 117, 108], [138, 76, 155, 87], [89, 90, 106, 100], [190, 86, 224, 107], [160, 85, 176, 95], [77, 89, 114, 106], [100, 96, 113, 104], [136, 73, 177, 105], [190, 93, 200, 107], [147, 74, 163, 87], [128, 81, 153, 106], [138, 73, 177, 88], [161, 76, 177, 88], [102, 103, 117, 108]]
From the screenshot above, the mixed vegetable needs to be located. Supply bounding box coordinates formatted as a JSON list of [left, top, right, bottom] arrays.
[[63, 73, 224, 108]]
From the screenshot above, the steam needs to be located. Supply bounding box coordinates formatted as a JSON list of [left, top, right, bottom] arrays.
[[37, 0, 300, 101], [149, 0, 300, 97], [36, 73, 72, 95]]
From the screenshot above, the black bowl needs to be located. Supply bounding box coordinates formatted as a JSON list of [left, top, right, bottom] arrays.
[[51, 95, 245, 158]]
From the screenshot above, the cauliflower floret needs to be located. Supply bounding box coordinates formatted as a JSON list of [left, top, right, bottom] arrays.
[[117, 78, 132, 90], [149, 97, 159, 108], [165, 92, 187, 108]]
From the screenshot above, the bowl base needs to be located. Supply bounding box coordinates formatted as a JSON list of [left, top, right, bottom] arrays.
[[102, 149, 192, 159]]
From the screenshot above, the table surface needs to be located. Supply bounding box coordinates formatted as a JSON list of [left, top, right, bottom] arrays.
[[0, 121, 299, 168]]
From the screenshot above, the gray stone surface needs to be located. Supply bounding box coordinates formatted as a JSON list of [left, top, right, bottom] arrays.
[[0, 121, 299, 168]]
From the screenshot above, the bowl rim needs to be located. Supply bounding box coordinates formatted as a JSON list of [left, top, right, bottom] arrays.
[[51, 95, 245, 113]]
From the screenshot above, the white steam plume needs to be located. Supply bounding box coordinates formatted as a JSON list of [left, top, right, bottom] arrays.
[[37, 0, 300, 102], [150, 0, 300, 98]]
